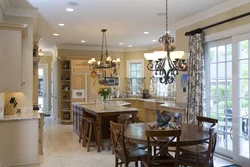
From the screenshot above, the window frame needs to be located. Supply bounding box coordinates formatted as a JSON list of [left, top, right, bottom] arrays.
[[126, 59, 144, 78], [127, 59, 144, 94]]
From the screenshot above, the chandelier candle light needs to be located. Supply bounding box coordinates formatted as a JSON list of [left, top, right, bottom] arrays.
[[144, 0, 188, 85], [88, 29, 121, 85]]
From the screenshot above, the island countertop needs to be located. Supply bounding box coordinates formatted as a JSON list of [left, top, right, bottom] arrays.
[[72, 100, 131, 107], [73, 101, 137, 114], [0, 110, 40, 122], [82, 104, 138, 114]]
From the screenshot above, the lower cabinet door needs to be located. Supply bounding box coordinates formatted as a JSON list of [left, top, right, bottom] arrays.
[[138, 108, 145, 122], [146, 109, 156, 122]]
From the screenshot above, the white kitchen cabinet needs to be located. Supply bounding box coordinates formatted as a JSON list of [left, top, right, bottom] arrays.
[[0, 23, 27, 92]]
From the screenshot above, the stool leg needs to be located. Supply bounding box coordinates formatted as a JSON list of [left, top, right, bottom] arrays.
[[93, 123, 104, 151], [101, 131, 104, 150], [78, 120, 82, 143], [87, 123, 92, 152], [82, 120, 88, 147], [108, 133, 112, 151]]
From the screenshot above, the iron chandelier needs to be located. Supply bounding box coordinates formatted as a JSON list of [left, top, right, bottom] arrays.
[[144, 0, 187, 85], [88, 29, 121, 85]]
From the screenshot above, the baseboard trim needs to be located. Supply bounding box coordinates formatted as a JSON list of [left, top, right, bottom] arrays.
[[7, 162, 40, 167]]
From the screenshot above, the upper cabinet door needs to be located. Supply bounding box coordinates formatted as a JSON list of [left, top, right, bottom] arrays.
[[0, 23, 27, 92], [72, 74, 85, 89]]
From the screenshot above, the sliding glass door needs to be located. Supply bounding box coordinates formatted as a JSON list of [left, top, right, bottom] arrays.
[[206, 33, 250, 165], [206, 38, 233, 158], [232, 33, 250, 165]]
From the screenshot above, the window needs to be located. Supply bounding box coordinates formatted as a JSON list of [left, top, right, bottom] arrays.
[[150, 61, 176, 97], [127, 60, 144, 94]]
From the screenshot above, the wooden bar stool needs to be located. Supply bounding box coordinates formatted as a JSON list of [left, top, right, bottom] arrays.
[[83, 117, 104, 152], [78, 115, 87, 146]]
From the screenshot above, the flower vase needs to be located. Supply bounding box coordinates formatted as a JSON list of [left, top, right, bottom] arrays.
[[102, 95, 107, 104]]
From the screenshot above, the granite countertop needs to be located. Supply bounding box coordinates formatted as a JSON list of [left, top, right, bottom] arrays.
[[0, 110, 40, 122], [73, 101, 131, 106], [160, 102, 186, 110], [81, 104, 138, 113]]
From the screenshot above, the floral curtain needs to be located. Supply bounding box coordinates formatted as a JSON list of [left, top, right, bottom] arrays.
[[150, 77, 158, 95], [149, 77, 176, 97], [126, 78, 132, 94], [136, 78, 145, 94], [187, 32, 206, 124], [167, 80, 176, 97]]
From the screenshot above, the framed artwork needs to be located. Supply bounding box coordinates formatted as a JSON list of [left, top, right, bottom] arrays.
[[181, 74, 188, 92]]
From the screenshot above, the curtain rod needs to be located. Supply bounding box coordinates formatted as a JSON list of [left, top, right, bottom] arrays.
[[185, 12, 250, 36]]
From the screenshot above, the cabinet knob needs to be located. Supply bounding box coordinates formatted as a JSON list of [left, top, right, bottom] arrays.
[[21, 82, 25, 86]]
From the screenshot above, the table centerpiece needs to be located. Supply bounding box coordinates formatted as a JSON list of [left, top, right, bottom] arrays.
[[148, 110, 181, 130], [98, 87, 111, 103]]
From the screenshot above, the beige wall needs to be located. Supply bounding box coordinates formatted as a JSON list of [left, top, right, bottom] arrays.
[[3, 16, 33, 109], [0, 6, 4, 21], [175, 2, 250, 103]]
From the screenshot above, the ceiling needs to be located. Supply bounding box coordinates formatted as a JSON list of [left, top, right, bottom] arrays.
[[8, 0, 228, 50]]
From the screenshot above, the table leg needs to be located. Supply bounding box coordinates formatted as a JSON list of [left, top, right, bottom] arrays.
[[96, 115, 102, 152], [132, 113, 138, 123]]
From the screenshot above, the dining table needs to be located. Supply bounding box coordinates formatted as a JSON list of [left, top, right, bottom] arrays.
[[124, 123, 210, 147]]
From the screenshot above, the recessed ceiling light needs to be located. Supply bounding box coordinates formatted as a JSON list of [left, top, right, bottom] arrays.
[[67, 1, 80, 6], [81, 40, 85, 43], [58, 23, 65, 26], [144, 32, 149, 34], [119, 43, 123, 45], [53, 33, 59, 36], [128, 45, 132, 47], [66, 8, 74, 12], [152, 40, 157, 42]]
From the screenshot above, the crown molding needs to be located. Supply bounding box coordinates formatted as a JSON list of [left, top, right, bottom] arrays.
[[56, 43, 161, 53], [57, 44, 124, 52], [0, 0, 38, 34], [0, 22, 28, 38], [122, 44, 160, 52], [173, 0, 250, 30]]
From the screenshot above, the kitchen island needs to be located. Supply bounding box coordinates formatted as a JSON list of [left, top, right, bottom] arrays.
[[0, 110, 41, 167], [72, 101, 138, 152]]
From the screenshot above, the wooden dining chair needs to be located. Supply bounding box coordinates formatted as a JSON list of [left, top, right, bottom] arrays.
[[140, 129, 182, 167], [110, 121, 146, 167], [180, 116, 218, 153], [197, 116, 218, 128], [179, 123, 218, 167], [108, 115, 146, 154]]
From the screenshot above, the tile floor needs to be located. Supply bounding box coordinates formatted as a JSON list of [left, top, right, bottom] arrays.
[[39, 117, 234, 167]]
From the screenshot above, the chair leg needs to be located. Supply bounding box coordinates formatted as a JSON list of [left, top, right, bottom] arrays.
[[115, 157, 119, 167], [135, 161, 138, 167]]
